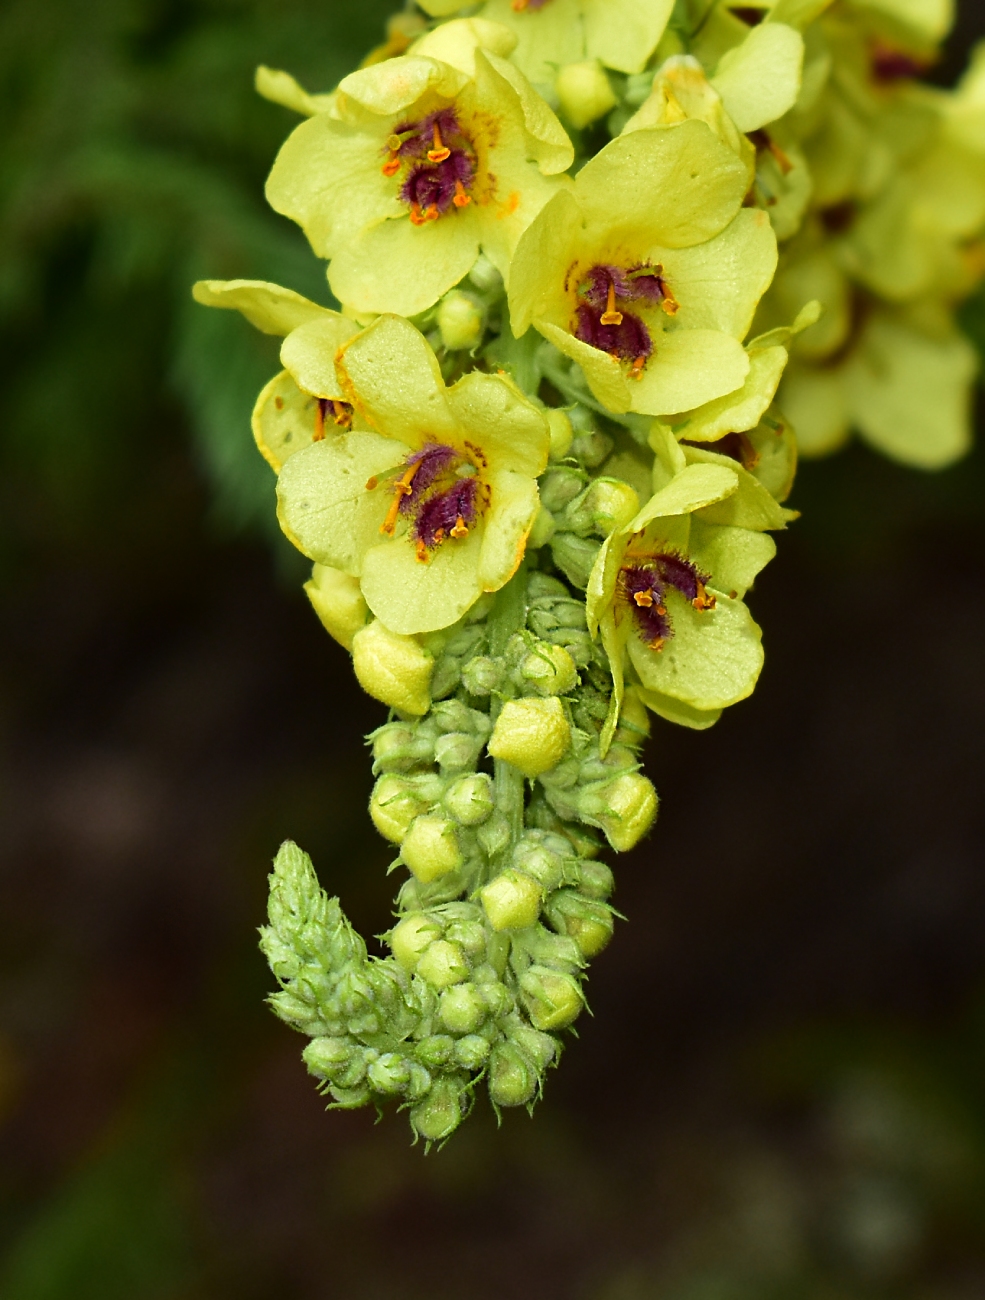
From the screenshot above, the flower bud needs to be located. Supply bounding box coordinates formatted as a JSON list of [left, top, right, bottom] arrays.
[[416, 939, 469, 988], [388, 912, 443, 971], [439, 982, 488, 1035], [556, 59, 617, 129], [477, 980, 514, 1018], [550, 532, 601, 590], [488, 1043, 537, 1108], [304, 564, 368, 650], [513, 837, 567, 893], [580, 773, 658, 852], [443, 772, 494, 826], [480, 869, 543, 931], [573, 858, 615, 900], [410, 1075, 466, 1142], [444, 917, 487, 958], [454, 1034, 491, 1070], [461, 654, 504, 696], [520, 643, 578, 697], [539, 466, 585, 513], [546, 891, 614, 959], [574, 478, 641, 536], [477, 809, 511, 858], [401, 815, 463, 883], [520, 967, 585, 1032], [507, 1021, 558, 1073], [547, 408, 574, 461], [434, 731, 483, 773], [527, 504, 557, 550], [488, 696, 571, 778], [370, 774, 432, 843], [367, 1051, 412, 1095], [302, 1036, 357, 1084], [570, 426, 613, 468], [437, 288, 485, 351], [468, 252, 502, 293], [352, 620, 433, 716], [415, 1034, 455, 1068], [613, 688, 651, 749], [370, 720, 435, 772]]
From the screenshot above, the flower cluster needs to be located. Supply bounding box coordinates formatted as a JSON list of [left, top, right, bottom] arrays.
[[196, 0, 983, 1141]]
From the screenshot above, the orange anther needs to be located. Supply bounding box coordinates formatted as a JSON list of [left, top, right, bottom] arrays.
[[633, 590, 654, 608], [427, 123, 451, 164], [416, 539, 430, 563], [331, 400, 352, 429], [692, 585, 716, 611], [313, 402, 326, 442], [649, 637, 666, 652], [512, 0, 530, 9], [450, 516, 469, 539], [380, 460, 422, 535], [600, 282, 623, 326], [660, 288, 679, 317], [365, 476, 378, 491], [382, 154, 400, 177], [630, 356, 646, 379], [453, 180, 471, 208]]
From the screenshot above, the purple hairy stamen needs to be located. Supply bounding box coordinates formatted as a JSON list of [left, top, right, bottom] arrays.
[[399, 444, 458, 513], [621, 552, 715, 648], [385, 108, 476, 220], [574, 302, 652, 364], [401, 151, 475, 215], [414, 476, 479, 548]]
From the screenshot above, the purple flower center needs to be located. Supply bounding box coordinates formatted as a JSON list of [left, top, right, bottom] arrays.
[[572, 263, 676, 371], [375, 442, 484, 561], [620, 551, 715, 649], [383, 109, 477, 223]]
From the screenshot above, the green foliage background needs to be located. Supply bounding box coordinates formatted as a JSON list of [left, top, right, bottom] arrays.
[[1, 2, 985, 1298]]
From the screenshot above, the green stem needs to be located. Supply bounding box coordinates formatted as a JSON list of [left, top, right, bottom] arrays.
[[486, 562, 529, 874]]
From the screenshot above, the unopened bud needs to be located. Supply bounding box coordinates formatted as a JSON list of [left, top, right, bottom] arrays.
[[580, 772, 658, 852], [547, 409, 574, 460], [434, 730, 483, 773], [461, 654, 504, 696], [613, 688, 651, 749], [488, 696, 572, 778], [570, 426, 613, 468], [389, 912, 443, 971], [574, 858, 615, 900], [370, 774, 432, 843], [401, 815, 463, 883], [443, 772, 495, 826], [546, 891, 614, 959], [415, 1034, 454, 1068], [520, 643, 578, 697], [550, 532, 601, 590], [480, 869, 543, 931], [416, 938, 469, 987], [476, 809, 511, 858], [527, 504, 557, 550], [439, 983, 488, 1034], [454, 1034, 491, 1070], [304, 564, 368, 650], [410, 1075, 466, 1142], [437, 289, 485, 351], [367, 1052, 412, 1095], [556, 59, 617, 129], [468, 252, 502, 293], [513, 836, 568, 892], [539, 466, 585, 513], [302, 1036, 356, 1084], [371, 720, 434, 772], [520, 967, 585, 1031], [478, 980, 514, 1017], [508, 1020, 558, 1073], [352, 620, 433, 716], [488, 1043, 537, 1108], [579, 477, 641, 536]]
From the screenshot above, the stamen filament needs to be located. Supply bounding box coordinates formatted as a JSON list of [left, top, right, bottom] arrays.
[[630, 355, 646, 378], [600, 282, 623, 326], [428, 123, 451, 164], [381, 460, 423, 535]]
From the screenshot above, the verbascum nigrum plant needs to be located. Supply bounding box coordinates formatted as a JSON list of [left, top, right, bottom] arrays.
[[194, 0, 985, 1141]]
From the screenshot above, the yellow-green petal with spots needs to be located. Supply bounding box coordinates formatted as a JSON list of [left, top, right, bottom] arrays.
[[336, 315, 459, 447], [631, 462, 739, 533], [670, 345, 788, 443], [477, 470, 540, 592], [336, 55, 468, 117], [252, 371, 322, 472], [255, 66, 339, 118], [631, 329, 751, 416], [360, 525, 486, 635], [711, 22, 804, 133], [634, 684, 723, 731], [444, 371, 550, 479], [660, 209, 778, 339], [508, 189, 585, 338], [409, 19, 517, 76], [688, 520, 777, 599], [584, 0, 674, 75], [275, 433, 406, 573], [280, 317, 360, 399], [684, 445, 789, 530]]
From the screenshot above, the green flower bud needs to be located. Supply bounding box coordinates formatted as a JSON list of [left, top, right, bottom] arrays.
[[461, 655, 504, 696], [476, 809, 511, 859], [613, 689, 651, 750], [520, 643, 578, 697], [567, 478, 640, 537], [443, 772, 495, 826], [370, 720, 434, 773], [569, 427, 613, 469], [512, 836, 568, 893], [432, 698, 488, 735], [454, 1034, 491, 1071], [477, 980, 514, 1018], [580, 773, 658, 852], [302, 1036, 356, 1083], [416, 939, 469, 988], [546, 890, 615, 959], [507, 1020, 557, 1073], [439, 983, 488, 1035], [527, 504, 557, 550], [367, 1052, 412, 1095], [480, 869, 543, 932], [401, 815, 463, 883], [415, 1034, 455, 1068], [488, 1043, 537, 1108], [304, 564, 368, 651], [410, 1075, 467, 1143], [352, 620, 433, 717], [539, 466, 585, 514], [573, 858, 615, 900], [434, 731, 483, 773], [547, 409, 574, 461], [370, 774, 432, 843], [437, 289, 484, 352], [520, 967, 585, 1032], [328, 1085, 372, 1110], [488, 696, 571, 778], [556, 59, 617, 129], [550, 532, 601, 590], [388, 913, 443, 971], [443, 917, 487, 958]]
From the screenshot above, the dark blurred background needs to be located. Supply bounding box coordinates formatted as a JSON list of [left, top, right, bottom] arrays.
[[2, 3, 985, 1297]]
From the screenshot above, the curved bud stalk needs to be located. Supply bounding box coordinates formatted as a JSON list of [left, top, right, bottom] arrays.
[[196, 0, 983, 1142]]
